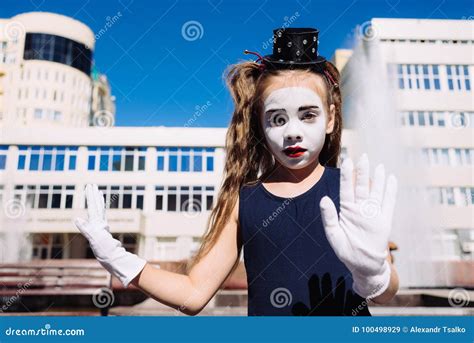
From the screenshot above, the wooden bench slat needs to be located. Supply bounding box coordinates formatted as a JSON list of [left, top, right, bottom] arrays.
[[0, 279, 108, 288], [0, 289, 107, 296], [0, 275, 107, 280], [0, 270, 109, 276]]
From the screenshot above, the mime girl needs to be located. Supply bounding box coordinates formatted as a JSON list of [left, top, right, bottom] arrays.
[[75, 28, 399, 316]]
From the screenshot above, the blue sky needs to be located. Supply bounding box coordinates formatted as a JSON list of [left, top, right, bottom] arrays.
[[2, 0, 472, 127]]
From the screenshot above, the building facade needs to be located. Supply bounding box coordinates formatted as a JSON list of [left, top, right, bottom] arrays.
[[0, 126, 226, 261], [337, 18, 473, 286], [0, 12, 95, 127]]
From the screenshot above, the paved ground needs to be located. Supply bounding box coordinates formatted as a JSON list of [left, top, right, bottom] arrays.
[[2, 288, 472, 316], [108, 300, 473, 316], [108, 288, 474, 316]]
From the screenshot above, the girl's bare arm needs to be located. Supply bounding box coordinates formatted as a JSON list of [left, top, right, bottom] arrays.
[[371, 254, 399, 304], [131, 199, 241, 315]]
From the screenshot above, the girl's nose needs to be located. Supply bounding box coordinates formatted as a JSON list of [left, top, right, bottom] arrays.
[[285, 132, 302, 141], [284, 121, 303, 141]]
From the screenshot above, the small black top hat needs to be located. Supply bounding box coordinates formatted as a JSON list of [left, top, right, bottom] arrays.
[[262, 28, 326, 70]]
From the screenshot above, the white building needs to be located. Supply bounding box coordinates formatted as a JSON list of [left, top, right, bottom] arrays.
[[0, 126, 226, 261], [0, 12, 94, 127], [338, 18, 473, 287], [0, 12, 226, 262]]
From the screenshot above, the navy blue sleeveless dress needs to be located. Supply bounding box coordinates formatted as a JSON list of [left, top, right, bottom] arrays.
[[239, 166, 371, 316]]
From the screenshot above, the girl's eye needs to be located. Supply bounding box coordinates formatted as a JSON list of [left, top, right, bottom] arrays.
[[301, 111, 318, 121], [270, 112, 288, 127]]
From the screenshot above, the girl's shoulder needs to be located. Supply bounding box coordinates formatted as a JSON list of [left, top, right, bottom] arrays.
[[239, 180, 261, 195], [322, 166, 341, 195], [324, 165, 341, 176]]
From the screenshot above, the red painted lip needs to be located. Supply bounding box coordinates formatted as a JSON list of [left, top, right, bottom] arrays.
[[283, 146, 307, 158]]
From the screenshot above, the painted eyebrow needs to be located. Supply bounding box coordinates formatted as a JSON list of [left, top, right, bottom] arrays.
[[264, 108, 285, 114], [298, 105, 320, 111], [265, 105, 320, 114]]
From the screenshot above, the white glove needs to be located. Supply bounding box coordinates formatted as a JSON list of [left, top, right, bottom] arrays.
[[319, 154, 398, 299], [74, 184, 149, 287]]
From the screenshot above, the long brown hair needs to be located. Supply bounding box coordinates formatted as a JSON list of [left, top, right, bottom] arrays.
[[187, 60, 342, 272]]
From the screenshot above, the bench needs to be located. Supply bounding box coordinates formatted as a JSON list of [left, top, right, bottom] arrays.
[[0, 259, 112, 315]]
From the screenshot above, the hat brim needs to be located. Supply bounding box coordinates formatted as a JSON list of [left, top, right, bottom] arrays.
[[262, 55, 326, 70]]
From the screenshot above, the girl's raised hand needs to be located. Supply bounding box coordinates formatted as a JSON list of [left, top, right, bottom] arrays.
[[74, 184, 148, 287], [319, 154, 398, 299]]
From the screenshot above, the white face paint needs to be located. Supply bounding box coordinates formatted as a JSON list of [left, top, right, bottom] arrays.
[[261, 86, 328, 169]]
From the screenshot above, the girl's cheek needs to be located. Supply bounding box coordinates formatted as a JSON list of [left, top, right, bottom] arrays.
[[301, 117, 327, 135], [264, 128, 284, 148]]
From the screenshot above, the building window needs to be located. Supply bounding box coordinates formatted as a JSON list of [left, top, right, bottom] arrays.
[[17, 146, 78, 171], [155, 185, 214, 212], [421, 148, 449, 166], [454, 228, 474, 258], [428, 187, 474, 206], [155, 186, 164, 210], [0, 145, 7, 170], [112, 234, 138, 254], [400, 111, 474, 128], [32, 233, 64, 260], [395, 64, 440, 90], [94, 185, 145, 210], [87, 147, 146, 172], [447, 65, 471, 91], [381, 38, 474, 45], [156, 236, 178, 261], [0, 41, 6, 63], [34, 108, 42, 119], [13, 185, 74, 209], [421, 148, 473, 167], [23, 33, 92, 75], [33, 108, 63, 121], [156, 147, 215, 172], [453, 148, 473, 166]]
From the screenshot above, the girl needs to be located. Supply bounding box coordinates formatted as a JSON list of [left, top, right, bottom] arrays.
[[75, 28, 399, 316]]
